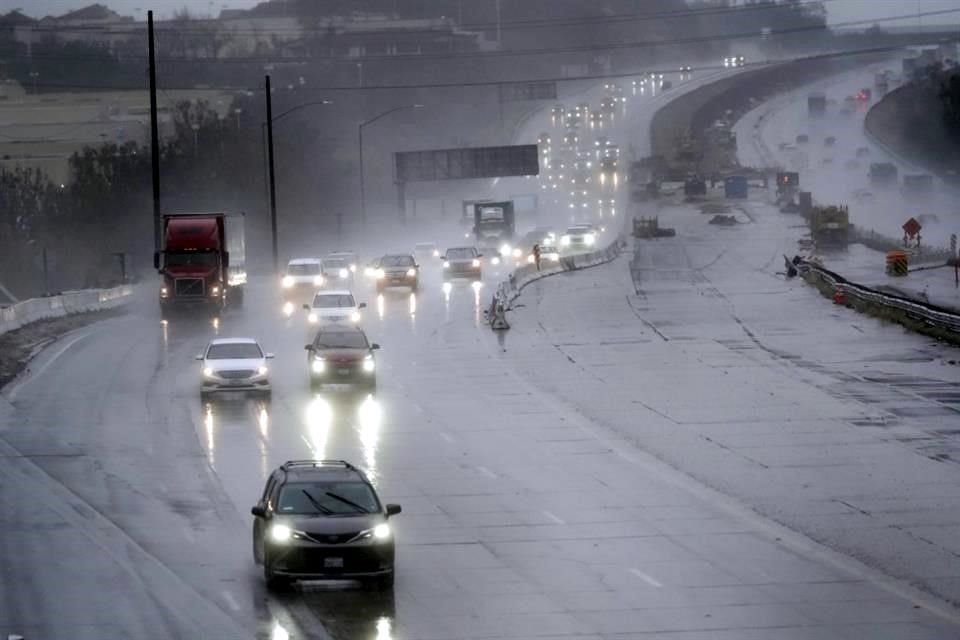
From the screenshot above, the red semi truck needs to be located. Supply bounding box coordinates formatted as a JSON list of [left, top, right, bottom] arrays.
[[154, 212, 246, 318]]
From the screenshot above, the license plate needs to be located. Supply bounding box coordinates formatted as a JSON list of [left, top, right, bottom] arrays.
[[337, 368, 351, 375], [324, 557, 343, 568], [227, 379, 246, 386]]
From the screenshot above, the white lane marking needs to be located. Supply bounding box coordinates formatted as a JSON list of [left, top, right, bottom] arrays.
[[476, 465, 497, 479], [5, 331, 93, 401], [629, 568, 663, 588], [440, 431, 455, 444], [542, 510, 565, 525], [221, 590, 241, 612]]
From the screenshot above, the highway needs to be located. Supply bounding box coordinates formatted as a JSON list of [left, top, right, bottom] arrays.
[[2, 63, 960, 640]]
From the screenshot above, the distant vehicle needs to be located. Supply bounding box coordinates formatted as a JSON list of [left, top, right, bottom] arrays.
[[561, 224, 599, 250], [902, 173, 935, 196], [323, 252, 358, 286], [305, 290, 365, 327], [589, 110, 605, 128], [598, 197, 616, 218], [679, 65, 693, 74], [856, 88, 872, 101], [807, 93, 826, 117], [537, 132, 551, 150], [869, 162, 898, 185], [472, 201, 516, 258], [251, 460, 400, 590], [723, 55, 746, 68], [373, 254, 419, 292], [413, 242, 440, 260], [156, 212, 246, 318], [521, 227, 560, 264], [600, 96, 617, 115], [305, 327, 380, 393], [281, 258, 324, 316], [442, 246, 483, 281], [551, 104, 565, 126], [197, 337, 273, 399], [796, 134, 809, 144], [824, 136, 837, 147]]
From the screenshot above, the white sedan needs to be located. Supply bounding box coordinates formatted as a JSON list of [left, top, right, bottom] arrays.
[[197, 337, 273, 398], [304, 290, 366, 326]]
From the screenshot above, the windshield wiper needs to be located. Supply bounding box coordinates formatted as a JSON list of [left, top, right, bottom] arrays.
[[324, 492, 370, 514], [301, 490, 333, 515]]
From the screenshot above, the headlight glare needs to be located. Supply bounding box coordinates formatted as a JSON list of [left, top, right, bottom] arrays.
[[339, 268, 349, 279], [443, 261, 451, 268], [281, 276, 294, 288], [350, 311, 361, 323], [472, 259, 480, 268], [406, 268, 416, 277], [585, 233, 596, 245], [203, 367, 214, 377], [270, 524, 292, 543], [375, 269, 385, 279], [313, 275, 324, 286], [258, 365, 268, 376], [308, 313, 318, 324], [561, 235, 571, 246], [312, 358, 325, 373], [363, 356, 375, 372], [373, 523, 390, 539]]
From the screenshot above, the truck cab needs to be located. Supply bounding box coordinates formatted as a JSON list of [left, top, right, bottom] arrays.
[[155, 213, 245, 318]]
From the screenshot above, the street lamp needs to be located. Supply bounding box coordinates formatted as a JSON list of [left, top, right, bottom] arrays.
[[358, 104, 423, 226], [262, 74, 333, 273]]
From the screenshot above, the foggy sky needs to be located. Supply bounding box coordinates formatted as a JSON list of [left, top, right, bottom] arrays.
[[3, 0, 960, 25]]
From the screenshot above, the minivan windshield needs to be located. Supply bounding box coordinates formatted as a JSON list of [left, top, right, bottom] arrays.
[[277, 482, 379, 515]]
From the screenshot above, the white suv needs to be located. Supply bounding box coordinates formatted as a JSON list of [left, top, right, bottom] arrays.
[[304, 290, 366, 326]]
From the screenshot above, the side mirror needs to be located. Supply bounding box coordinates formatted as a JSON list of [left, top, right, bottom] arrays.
[[302, 304, 310, 311], [250, 505, 266, 518], [265, 353, 275, 359], [371, 343, 381, 350], [385, 504, 402, 517], [153, 251, 160, 270], [358, 302, 367, 309], [195, 354, 204, 361], [304, 344, 314, 351]]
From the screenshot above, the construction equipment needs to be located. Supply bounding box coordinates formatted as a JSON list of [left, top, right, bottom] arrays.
[[633, 216, 676, 238], [724, 176, 748, 199], [809, 205, 850, 246]]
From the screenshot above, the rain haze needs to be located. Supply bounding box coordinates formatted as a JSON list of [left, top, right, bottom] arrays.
[[2, 0, 960, 639]]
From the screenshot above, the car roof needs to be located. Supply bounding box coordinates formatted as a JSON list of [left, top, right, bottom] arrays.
[[208, 337, 260, 346], [276, 460, 369, 484], [325, 251, 355, 258], [288, 258, 321, 265], [314, 289, 353, 297], [446, 245, 476, 251], [382, 253, 414, 258]]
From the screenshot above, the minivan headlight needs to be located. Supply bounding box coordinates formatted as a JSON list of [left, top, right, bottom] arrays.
[[282, 276, 294, 288], [270, 524, 292, 543], [312, 358, 326, 373]]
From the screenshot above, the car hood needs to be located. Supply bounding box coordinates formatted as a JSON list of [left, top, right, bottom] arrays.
[[205, 357, 264, 371], [312, 307, 356, 317], [288, 275, 321, 284], [165, 265, 216, 278], [279, 513, 385, 535], [315, 348, 367, 361], [447, 258, 477, 265]]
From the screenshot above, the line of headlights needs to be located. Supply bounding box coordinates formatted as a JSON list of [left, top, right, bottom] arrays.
[[269, 522, 390, 544]]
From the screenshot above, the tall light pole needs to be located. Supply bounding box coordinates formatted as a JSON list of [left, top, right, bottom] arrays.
[[358, 104, 423, 227], [261, 85, 333, 273]]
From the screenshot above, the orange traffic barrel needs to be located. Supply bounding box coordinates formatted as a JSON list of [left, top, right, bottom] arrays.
[[886, 250, 908, 276]]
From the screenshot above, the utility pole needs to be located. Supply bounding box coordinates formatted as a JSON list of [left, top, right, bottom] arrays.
[[148, 10, 162, 254], [265, 75, 280, 275]]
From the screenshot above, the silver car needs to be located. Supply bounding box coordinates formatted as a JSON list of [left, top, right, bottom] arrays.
[[197, 337, 274, 398]]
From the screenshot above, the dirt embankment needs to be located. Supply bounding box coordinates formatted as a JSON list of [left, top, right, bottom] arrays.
[[864, 83, 960, 181], [0, 309, 124, 389]]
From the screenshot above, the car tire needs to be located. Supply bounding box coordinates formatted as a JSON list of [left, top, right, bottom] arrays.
[[263, 554, 291, 591], [365, 572, 394, 591]]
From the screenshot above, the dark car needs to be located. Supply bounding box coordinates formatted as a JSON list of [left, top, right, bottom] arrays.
[[442, 246, 482, 281], [374, 254, 419, 292], [306, 327, 379, 392], [251, 460, 402, 591]]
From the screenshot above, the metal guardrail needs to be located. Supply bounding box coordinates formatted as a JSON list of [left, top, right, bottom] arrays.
[[796, 259, 960, 337], [0, 285, 134, 337]]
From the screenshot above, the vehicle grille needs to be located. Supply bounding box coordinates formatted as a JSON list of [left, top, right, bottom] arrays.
[[174, 278, 205, 297], [305, 531, 362, 545], [219, 370, 255, 379], [280, 548, 386, 573]]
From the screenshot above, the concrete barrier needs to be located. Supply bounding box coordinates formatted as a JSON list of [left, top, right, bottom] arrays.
[[0, 285, 133, 337]]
